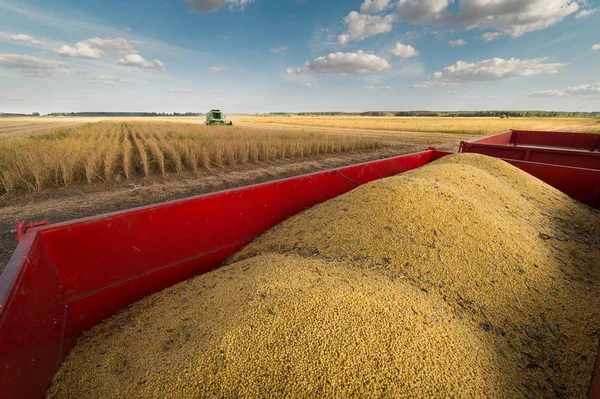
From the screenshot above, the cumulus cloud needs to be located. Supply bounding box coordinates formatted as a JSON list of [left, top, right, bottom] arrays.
[[56, 37, 136, 59], [450, 95, 505, 100], [530, 83, 600, 97], [482, 32, 503, 41], [412, 80, 459, 88], [339, 0, 580, 44], [269, 45, 289, 55], [89, 75, 120, 85], [530, 89, 568, 97], [9, 34, 41, 45], [288, 50, 391, 75], [449, 39, 467, 46], [364, 85, 392, 89], [187, 0, 254, 12], [593, 44, 600, 51], [337, 12, 394, 45], [394, 0, 450, 24], [575, 9, 597, 19], [56, 42, 104, 59], [360, 0, 392, 14], [208, 65, 226, 72], [388, 43, 419, 57], [456, 0, 579, 38], [433, 57, 566, 82], [81, 37, 136, 54], [414, 57, 566, 88], [117, 54, 165, 70], [0, 53, 68, 77]]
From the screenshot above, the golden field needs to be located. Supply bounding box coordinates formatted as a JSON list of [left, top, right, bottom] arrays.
[[0, 116, 201, 140], [242, 116, 600, 135], [0, 121, 383, 194]]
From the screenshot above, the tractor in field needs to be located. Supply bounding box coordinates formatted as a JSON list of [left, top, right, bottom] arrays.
[[206, 109, 233, 126]]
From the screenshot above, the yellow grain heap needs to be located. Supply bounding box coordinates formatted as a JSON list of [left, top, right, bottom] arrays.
[[48, 154, 600, 398], [48, 254, 514, 398], [234, 153, 600, 398]]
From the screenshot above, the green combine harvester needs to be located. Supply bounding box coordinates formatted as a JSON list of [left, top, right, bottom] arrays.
[[205, 109, 233, 126]]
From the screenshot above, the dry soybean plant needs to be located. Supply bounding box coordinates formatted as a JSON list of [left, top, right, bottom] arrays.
[[0, 121, 385, 194]]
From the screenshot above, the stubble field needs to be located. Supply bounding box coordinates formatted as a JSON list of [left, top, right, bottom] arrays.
[[241, 115, 600, 135]]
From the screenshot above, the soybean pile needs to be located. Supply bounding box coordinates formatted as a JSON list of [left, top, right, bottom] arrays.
[[48, 154, 600, 399]]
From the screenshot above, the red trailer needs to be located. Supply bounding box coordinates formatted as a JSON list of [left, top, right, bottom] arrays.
[[460, 130, 600, 208], [1, 130, 599, 398]]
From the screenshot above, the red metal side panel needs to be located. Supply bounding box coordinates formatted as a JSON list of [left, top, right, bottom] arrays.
[[503, 160, 600, 208], [511, 130, 600, 151], [0, 234, 80, 399], [460, 143, 600, 170], [527, 150, 600, 170], [462, 131, 513, 146]]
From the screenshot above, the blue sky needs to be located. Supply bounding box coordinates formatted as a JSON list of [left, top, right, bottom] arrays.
[[0, 0, 599, 114]]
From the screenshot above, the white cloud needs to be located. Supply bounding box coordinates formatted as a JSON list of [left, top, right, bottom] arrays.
[[0, 53, 68, 77], [412, 80, 459, 88], [450, 95, 505, 100], [364, 85, 392, 89], [186, 0, 254, 12], [449, 39, 466, 46], [89, 75, 120, 85], [566, 84, 600, 96], [388, 43, 419, 57], [337, 12, 394, 45], [9, 34, 41, 45], [81, 37, 135, 54], [269, 45, 289, 55], [169, 88, 193, 93], [340, 0, 580, 44], [287, 50, 391, 75], [433, 57, 566, 83], [593, 44, 600, 51], [56, 42, 104, 59], [360, 0, 392, 14], [117, 54, 165, 70], [530, 89, 568, 97], [575, 9, 597, 19], [457, 0, 579, 38], [300, 82, 320, 89], [531, 83, 600, 97], [394, 0, 449, 24], [482, 32, 503, 41], [208, 65, 226, 72]]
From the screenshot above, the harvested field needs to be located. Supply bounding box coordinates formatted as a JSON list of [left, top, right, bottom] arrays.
[[0, 116, 202, 140], [0, 121, 384, 194], [242, 116, 600, 135], [49, 154, 600, 398]]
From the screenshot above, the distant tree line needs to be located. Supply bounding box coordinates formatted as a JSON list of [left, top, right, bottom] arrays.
[[0, 112, 40, 117], [45, 112, 202, 117], [268, 111, 600, 118]]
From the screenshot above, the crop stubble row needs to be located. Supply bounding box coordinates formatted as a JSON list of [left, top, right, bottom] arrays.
[[0, 122, 384, 194]]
